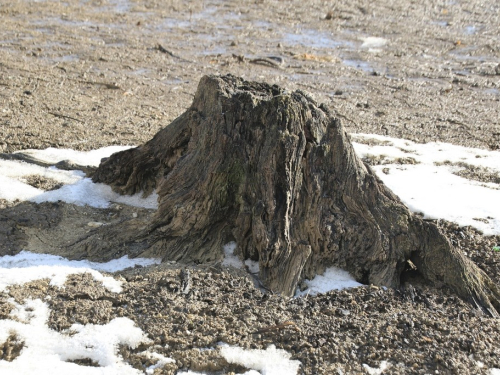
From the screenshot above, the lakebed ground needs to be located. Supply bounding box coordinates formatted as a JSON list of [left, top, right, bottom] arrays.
[[1, 0, 500, 374]]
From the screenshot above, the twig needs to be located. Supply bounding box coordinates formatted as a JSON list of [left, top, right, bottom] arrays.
[[243, 263, 274, 294], [78, 81, 121, 90], [248, 57, 283, 69], [0, 152, 95, 175], [0, 152, 53, 168], [155, 44, 192, 63], [232, 54, 284, 69], [334, 111, 360, 128], [47, 111, 85, 123], [156, 44, 177, 57]]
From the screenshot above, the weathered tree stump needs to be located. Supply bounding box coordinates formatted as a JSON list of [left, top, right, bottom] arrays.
[[92, 74, 499, 316]]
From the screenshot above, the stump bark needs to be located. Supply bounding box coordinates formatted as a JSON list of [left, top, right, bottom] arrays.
[[92, 74, 500, 316]]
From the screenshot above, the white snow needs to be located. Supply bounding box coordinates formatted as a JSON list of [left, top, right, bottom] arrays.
[[0, 146, 158, 209], [244, 258, 260, 274], [363, 360, 390, 374], [223, 243, 360, 296], [352, 133, 500, 169], [17, 146, 133, 167], [1, 140, 499, 374], [31, 177, 159, 208], [141, 348, 175, 374], [0, 249, 301, 375], [0, 251, 160, 293], [352, 134, 500, 235], [222, 242, 260, 274], [0, 159, 83, 184], [360, 37, 387, 48], [222, 242, 244, 268], [220, 344, 301, 375], [0, 252, 169, 374], [295, 267, 363, 297], [0, 298, 151, 375], [180, 344, 301, 375]]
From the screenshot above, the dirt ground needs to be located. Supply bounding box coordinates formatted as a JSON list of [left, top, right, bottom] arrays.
[[1, 0, 500, 374]]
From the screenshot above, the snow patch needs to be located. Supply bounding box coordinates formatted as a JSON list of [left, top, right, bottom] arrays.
[[0, 146, 157, 209], [352, 134, 500, 235], [244, 258, 260, 274], [0, 159, 83, 183], [220, 344, 301, 375], [222, 242, 244, 268], [30, 177, 159, 209], [352, 133, 500, 169], [363, 360, 390, 374], [141, 348, 175, 374], [0, 251, 160, 293], [0, 298, 151, 375], [222, 242, 260, 273], [295, 267, 363, 296], [361, 37, 387, 48], [17, 146, 133, 167]]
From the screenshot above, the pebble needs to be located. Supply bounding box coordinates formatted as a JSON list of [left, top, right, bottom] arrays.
[[87, 221, 104, 227]]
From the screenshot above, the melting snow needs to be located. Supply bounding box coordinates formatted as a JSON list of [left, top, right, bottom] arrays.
[[221, 344, 301, 375], [17, 146, 133, 167], [179, 344, 301, 375], [360, 36, 387, 48], [295, 267, 363, 296], [222, 242, 244, 268], [141, 349, 176, 374], [1, 138, 499, 373], [0, 298, 152, 375], [363, 360, 390, 374], [0, 251, 160, 293], [222, 242, 260, 274], [0, 146, 158, 209], [352, 134, 500, 235]]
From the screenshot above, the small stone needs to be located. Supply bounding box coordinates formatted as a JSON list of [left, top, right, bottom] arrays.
[[87, 221, 104, 227], [110, 203, 122, 211], [132, 212, 138, 218], [336, 308, 351, 317]]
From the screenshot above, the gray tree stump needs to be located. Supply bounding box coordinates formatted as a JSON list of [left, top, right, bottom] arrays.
[[92, 74, 500, 316]]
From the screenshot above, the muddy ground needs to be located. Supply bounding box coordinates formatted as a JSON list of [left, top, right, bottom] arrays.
[[1, 0, 500, 374]]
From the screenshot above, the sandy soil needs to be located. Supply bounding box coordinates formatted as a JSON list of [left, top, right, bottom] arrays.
[[1, 0, 499, 152], [1, 0, 500, 374]]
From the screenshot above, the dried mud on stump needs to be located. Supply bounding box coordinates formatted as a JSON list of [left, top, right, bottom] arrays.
[[1, 0, 500, 374]]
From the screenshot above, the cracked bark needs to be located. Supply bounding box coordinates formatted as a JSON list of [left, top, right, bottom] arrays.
[[90, 74, 499, 316]]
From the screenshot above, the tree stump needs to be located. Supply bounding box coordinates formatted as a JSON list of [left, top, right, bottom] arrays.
[[92, 74, 500, 316]]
